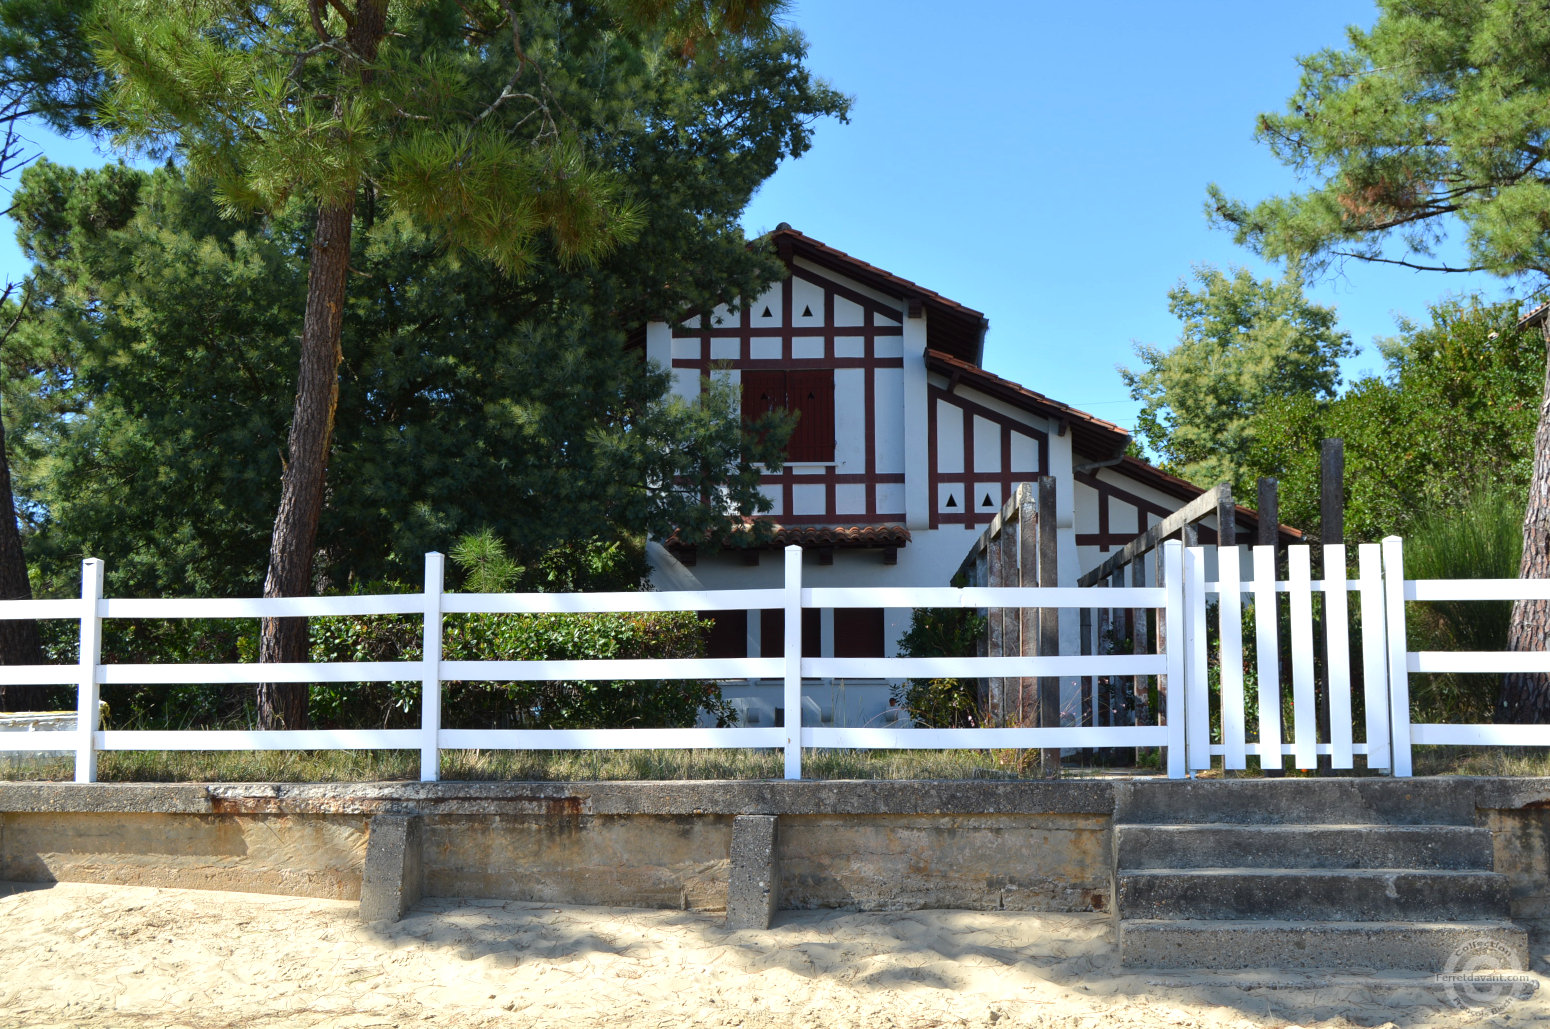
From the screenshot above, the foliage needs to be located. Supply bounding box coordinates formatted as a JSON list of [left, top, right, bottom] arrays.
[[1121, 261, 1353, 492], [1208, 0, 1550, 282], [8, 104, 833, 598], [307, 533, 727, 731], [1240, 297, 1542, 541], [891, 607, 985, 728], [1403, 482, 1526, 723]]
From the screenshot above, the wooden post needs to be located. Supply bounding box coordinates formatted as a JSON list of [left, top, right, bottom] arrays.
[[1079, 606, 1093, 732], [1215, 484, 1236, 547], [1037, 476, 1060, 776], [1257, 477, 1279, 547], [1132, 555, 1151, 727], [1017, 483, 1038, 726], [1257, 476, 1283, 777], [1315, 438, 1345, 774], [999, 515, 1019, 724], [974, 549, 989, 715], [986, 522, 1004, 724], [1110, 567, 1127, 728], [1182, 522, 1199, 548], [1321, 439, 1345, 547]]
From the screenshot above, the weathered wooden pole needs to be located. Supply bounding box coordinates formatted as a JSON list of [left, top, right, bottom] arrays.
[[1037, 476, 1061, 777], [1316, 438, 1345, 774], [1257, 476, 1282, 775]]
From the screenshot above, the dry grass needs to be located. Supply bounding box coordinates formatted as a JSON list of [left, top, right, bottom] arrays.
[[0, 747, 1147, 783]]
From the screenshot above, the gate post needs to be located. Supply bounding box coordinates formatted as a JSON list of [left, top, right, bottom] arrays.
[[1381, 535, 1413, 777], [1162, 541, 1186, 778]]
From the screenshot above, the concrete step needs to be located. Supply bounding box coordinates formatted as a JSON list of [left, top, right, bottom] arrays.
[[1114, 779, 1477, 826], [1119, 918, 1529, 971], [1116, 868, 1511, 922], [1115, 823, 1494, 871]]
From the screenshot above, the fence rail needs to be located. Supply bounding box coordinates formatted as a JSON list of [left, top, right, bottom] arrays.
[[0, 545, 1185, 781], [6, 536, 1550, 781]]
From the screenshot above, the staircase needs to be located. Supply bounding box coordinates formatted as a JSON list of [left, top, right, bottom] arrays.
[[1113, 781, 1528, 970]]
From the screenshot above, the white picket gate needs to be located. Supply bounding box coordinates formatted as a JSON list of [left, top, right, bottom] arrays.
[[4, 536, 1550, 782]]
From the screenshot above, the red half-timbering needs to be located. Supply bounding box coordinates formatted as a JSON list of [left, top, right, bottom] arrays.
[[669, 264, 907, 525], [926, 383, 1050, 528]]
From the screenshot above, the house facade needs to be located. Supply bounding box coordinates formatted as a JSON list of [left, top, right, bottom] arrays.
[[644, 226, 1264, 727]]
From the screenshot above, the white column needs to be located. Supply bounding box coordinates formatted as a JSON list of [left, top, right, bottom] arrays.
[[902, 310, 929, 529], [75, 558, 104, 783]]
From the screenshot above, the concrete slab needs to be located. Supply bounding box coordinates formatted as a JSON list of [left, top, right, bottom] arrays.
[[359, 815, 422, 922], [726, 815, 778, 929]]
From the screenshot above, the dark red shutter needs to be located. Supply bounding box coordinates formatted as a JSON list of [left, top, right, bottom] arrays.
[[741, 370, 786, 427], [701, 610, 748, 659], [801, 606, 822, 658], [834, 608, 885, 658], [759, 608, 783, 658], [787, 369, 835, 462]]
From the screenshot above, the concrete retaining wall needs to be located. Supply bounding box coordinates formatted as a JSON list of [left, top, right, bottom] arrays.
[[2, 778, 1548, 925]]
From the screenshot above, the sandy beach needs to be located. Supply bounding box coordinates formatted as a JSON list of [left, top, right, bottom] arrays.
[[0, 882, 1544, 1028]]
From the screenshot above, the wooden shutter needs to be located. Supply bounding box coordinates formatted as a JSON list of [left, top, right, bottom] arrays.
[[787, 369, 835, 462], [741, 370, 787, 427], [763, 607, 822, 657], [701, 610, 748, 659], [834, 608, 885, 658]]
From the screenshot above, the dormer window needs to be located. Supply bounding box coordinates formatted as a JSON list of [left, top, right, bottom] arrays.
[[741, 369, 835, 463]]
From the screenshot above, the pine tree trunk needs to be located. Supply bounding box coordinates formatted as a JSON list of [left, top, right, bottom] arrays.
[[1500, 329, 1550, 722], [256, 0, 387, 730], [0, 393, 44, 711]]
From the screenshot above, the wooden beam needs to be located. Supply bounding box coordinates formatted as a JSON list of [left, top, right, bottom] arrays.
[[1036, 476, 1060, 777], [1075, 482, 1231, 587], [1321, 438, 1344, 547], [1257, 477, 1279, 548]]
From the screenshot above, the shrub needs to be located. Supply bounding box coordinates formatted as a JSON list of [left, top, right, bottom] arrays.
[[892, 607, 985, 728], [1402, 482, 1524, 723], [307, 534, 727, 730]]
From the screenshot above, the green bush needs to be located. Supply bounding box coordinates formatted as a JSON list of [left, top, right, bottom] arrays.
[[1402, 482, 1525, 723], [892, 607, 986, 728], [308, 533, 727, 731]]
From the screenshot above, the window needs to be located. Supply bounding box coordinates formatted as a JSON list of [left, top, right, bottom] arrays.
[[741, 369, 835, 463]]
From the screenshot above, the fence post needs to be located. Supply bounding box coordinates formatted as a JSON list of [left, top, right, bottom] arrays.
[[75, 558, 104, 784], [1162, 540, 1186, 778], [783, 545, 803, 780], [1381, 535, 1413, 777], [420, 552, 445, 783], [1184, 544, 1210, 772]]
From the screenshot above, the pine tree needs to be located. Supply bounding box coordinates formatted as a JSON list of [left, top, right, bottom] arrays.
[[91, 0, 791, 728], [1209, 0, 1550, 723]]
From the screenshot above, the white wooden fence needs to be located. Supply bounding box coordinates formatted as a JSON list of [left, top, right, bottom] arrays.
[[2, 537, 1548, 781]]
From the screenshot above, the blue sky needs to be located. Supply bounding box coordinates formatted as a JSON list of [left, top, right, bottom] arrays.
[[739, 1, 1514, 433], [0, 1, 1521, 438]]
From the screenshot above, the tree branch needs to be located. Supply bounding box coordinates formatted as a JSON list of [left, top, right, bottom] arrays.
[[1326, 249, 1491, 273]]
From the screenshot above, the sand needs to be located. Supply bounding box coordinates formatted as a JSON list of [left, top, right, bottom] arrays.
[[0, 882, 1545, 1028]]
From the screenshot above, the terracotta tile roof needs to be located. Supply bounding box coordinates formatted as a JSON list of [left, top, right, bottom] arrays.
[[1519, 300, 1550, 330], [665, 523, 910, 551], [925, 349, 1132, 459]]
